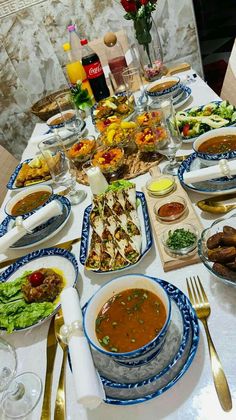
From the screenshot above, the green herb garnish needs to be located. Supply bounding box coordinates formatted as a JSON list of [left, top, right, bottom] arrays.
[[166, 228, 196, 250]]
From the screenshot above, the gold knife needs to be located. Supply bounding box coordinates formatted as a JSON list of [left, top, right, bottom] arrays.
[[0, 237, 81, 270], [41, 316, 58, 420]]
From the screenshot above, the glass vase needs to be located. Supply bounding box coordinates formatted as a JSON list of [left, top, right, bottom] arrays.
[[134, 17, 164, 82]]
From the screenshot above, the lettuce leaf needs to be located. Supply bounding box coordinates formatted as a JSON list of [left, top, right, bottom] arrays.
[[0, 271, 31, 303]]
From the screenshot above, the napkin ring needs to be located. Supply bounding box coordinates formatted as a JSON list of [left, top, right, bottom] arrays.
[[60, 320, 84, 344], [15, 217, 34, 234], [219, 159, 232, 179]]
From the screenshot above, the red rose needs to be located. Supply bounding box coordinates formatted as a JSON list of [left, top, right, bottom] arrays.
[[140, 0, 149, 4], [120, 0, 137, 13]]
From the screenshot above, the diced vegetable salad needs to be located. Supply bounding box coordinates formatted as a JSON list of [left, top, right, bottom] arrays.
[[176, 101, 236, 140]]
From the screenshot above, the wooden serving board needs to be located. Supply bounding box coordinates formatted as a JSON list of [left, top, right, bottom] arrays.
[[75, 151, 163, 185], [142, 166, 203, 272]]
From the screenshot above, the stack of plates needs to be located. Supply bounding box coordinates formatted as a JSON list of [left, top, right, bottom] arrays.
[[148, 84, 192, 110], [79, 279, 199, 405]]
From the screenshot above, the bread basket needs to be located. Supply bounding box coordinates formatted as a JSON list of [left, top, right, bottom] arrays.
[[31, 88, 70, 121]]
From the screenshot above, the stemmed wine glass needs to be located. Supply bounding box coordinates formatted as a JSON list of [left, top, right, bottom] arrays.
[[0, 337, 42, 419], [153, 99, 182, 175]]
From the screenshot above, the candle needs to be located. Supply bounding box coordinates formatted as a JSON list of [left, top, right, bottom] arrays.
[[86, 166, 108, 195]]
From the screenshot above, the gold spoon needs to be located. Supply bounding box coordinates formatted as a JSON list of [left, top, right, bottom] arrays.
[[197, 193, 236, 214], [54, 309, 67, 420]]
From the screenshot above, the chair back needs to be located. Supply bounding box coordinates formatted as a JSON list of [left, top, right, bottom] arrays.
[[221, 39, 236, 105], [0, 145, 18, 206]]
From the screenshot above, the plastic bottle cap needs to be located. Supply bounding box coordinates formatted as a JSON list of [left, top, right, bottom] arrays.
[[80, 39, 88, 46], [103, 32, 117, 47], [67, 24, 76, 32], [63, 43, 71, 51]]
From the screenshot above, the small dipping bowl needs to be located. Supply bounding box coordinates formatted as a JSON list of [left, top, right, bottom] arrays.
[[5, 184, 53, 218], [162, 223, 198, 256], [146, 176, 176, 197], [154, 195, 187, 222]]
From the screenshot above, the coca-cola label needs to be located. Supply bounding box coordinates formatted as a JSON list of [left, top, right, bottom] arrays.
[[83, 61, 103, 79]]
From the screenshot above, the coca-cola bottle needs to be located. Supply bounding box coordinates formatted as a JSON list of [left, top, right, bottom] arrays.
[[81, 39, 110, 102]]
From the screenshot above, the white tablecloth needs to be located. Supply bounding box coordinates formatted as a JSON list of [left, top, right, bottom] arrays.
[[1, 70, 236, 420]]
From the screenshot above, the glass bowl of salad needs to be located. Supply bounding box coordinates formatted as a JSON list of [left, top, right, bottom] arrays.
[[92, 147, 124, 174], [162, 223, 198, 256], [97, 121, 137, 148], [67, 136, 96, 164]]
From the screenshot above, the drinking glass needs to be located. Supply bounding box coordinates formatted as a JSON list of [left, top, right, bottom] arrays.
[[54, 91, 85, 135], [108, 71, 126, 95], [153, 99, 182, 175], [0, 337, 42, 418], [38, 138, 87, 205], [122, 66, 148, 112]]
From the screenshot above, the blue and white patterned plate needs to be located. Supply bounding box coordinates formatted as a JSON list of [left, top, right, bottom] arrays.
[[0, 247, 79, 332], [68, 278, 199, 405], [0, 196, 71, 249], [102, 279, 199, 404], [7, 158, 53, 191], [79, 192, 153, 273], [178, 153, 236, 195], [148, 85, 192, 115]]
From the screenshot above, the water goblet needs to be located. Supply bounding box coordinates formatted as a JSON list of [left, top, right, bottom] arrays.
[[122, 66, 148, 113], [153, 99, 182, 175], [54, 91, 85, 135], [38, 138, 87, 205], [0, 337, 42, 419]]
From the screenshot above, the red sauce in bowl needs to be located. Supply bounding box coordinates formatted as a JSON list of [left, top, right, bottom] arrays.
[[158, 202, 185, 218]]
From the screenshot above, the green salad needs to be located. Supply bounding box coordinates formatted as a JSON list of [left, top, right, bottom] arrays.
[[176, 101, 236, 139], [0, 272, 55, 333]]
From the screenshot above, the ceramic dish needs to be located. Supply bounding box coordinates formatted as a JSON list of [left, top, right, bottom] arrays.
[[146, 77, 180, 98], [193, 126, 236, 165], [178, 153, 236, 195], [0, 196, 71, 249], [80, 192, 152, 273], [70, 279, 199, 405], [148, 85, 192, 114], [198, 214, 236, 287], [46, 109, 78, 129], [5, 184, 53, 217], [83, 274, 171, 366], [7, 158, 52, 191], [162, 223, 198, 256], [0, 247, 78, 332], [176, 100, 236, 142]]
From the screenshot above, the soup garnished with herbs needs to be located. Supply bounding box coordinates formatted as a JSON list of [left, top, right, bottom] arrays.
[[149, 80, 177, 93], [198, 135, 236, 154], [11, 191, 51, 216], [95, 288, 166, 353]]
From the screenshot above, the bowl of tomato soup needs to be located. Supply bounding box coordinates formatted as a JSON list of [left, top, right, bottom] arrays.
[[193, 127, 236, 165], [83, 274, 171, 366], [5, 184, 53, 217], [146, 76, 180, 98]]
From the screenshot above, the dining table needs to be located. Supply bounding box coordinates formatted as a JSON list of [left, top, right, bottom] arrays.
[[0, 68, 236, 420]]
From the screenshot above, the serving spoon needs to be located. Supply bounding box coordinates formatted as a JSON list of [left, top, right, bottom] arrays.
[[197, 193, 236, 214]]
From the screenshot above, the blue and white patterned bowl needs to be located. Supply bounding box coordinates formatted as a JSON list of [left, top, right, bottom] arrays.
[[193, 127, 236, 166], [5, 184, 53, 217], [83, 274, 171, 367], [146, 76, 180, 98]]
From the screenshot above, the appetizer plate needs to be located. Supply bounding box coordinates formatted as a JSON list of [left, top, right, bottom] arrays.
[[0, 247, 79, 332], [178, 153, 236, 195], [69, 279, 199, 405], [7, 158, 52, 191], [177, 100, 236, 143], [80, 192, 153, 273], [0, 196, 71, 249]]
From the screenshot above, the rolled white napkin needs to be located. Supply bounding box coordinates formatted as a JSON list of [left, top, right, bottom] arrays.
[[31, 129, 73, 145], [0, 200, 62, 253], [60, 287, 105, 409], [183, 159, 236, 184]]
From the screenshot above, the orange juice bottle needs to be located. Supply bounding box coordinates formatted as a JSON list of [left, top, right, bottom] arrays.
[[63, 43, 94, 100]]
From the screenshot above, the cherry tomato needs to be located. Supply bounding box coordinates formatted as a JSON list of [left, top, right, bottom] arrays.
[[75, 142, 83, 151], [28, 271, 44, 287], [182, 124, 190, 137]]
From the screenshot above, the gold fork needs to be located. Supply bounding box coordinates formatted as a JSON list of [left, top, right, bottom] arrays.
[[186, 276, 232, 412]]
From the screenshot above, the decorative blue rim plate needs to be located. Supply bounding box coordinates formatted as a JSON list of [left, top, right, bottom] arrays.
[[178, 153, 236, 195], [68, 278, 199, 405], [79, 192, 153, 273], [177, 100, 236, 143], [44, 120, 86, 141], [0, 196, 71, 249], [174, 85, 192, 110], [0, 247, 79, 332], [102, 278, 199, 405], [7, 158, 52, 191]]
